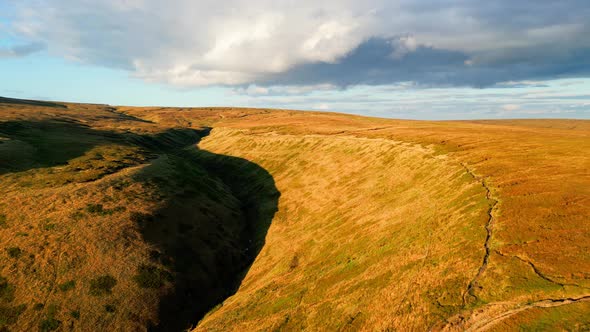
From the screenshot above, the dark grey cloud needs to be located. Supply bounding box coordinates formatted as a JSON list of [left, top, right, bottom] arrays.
[[259, 36, 590, 87]]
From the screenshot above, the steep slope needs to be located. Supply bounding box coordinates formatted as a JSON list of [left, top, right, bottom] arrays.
[[194, 128, 489, 330], [121, 107, 589, 330], [0, 101, 278, 331]]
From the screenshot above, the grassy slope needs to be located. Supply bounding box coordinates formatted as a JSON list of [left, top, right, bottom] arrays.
[[0, 99, 588, 331], [195, 129, 488, 331], [123, 107, 590, 330], [0, 101, 278, 331]]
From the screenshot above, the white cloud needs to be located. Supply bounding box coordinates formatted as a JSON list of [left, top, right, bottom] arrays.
[[313, 103, 330, 110], [234, 83, 338, 97], [11, 0, 383, 85], [389, 35, 421, 59], [8, 0, 590, 86], [501, 104, 521, 111]]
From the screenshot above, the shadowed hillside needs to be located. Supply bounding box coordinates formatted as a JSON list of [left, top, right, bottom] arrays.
[[135, 146, 279, 331], [0, 101, 278, 331]]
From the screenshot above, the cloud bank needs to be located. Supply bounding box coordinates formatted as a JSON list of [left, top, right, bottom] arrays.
[[8, 0, 590, 87]]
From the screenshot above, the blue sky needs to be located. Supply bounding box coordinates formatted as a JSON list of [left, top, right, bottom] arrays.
[[1, 0, 589, 120]]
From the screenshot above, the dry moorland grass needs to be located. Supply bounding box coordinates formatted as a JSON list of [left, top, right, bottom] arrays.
[[122, 106, 589, 330], [0, 99, 588, 331], [0, 101, 278, 331]]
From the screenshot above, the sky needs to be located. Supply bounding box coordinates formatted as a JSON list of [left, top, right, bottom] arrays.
[[1, 0, 589, 119]]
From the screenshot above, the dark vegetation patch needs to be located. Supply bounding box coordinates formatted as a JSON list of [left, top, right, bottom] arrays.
[[133, 265, 172, 289], [105, 304, 116, 313], [70, 211, 85, 220], [58, 280, 76, 292], [5, 247, 22, 259], [89, 275, 117, 296], [42, 222, 56, 231], [85, 204, 126, 216], [70, 310, 80, 320], [0, 215, 7, 229], [0, 276, 24, 329], [39, 317, 60, 332], [39, 305, 62, 331], [0, 277, 15, 302], [86, 204, 110, 215], [0, 304, 26, 328]]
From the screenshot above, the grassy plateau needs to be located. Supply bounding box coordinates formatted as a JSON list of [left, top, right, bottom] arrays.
[[0, 97, 588, 331]]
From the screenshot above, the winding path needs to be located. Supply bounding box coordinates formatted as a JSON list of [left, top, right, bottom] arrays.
[[463, 295, 590, 331]]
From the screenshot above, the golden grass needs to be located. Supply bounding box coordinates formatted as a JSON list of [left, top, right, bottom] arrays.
[[1, 99, 589, 330], [192, 128, 489, 331], [0, 102, 277, 331], [125, 108, 589, 331]]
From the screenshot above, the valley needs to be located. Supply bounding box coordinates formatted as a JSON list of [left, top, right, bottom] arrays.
[[0, 99, 588, 331]]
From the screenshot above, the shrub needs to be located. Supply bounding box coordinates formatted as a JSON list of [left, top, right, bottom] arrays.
[[112, 206, 126, 213], [70, 211, 85, 220], [39, 304, 60, 332], [105, 304, 116, 313], [0, 277, 14, 302], [39, 318, 61, 332], [89, 275, 117, 296], [86, 204, 123, 216], [0, 304, 26, 327], [33, 303, 44, 311], [0, 214, 6, 229], [58, 280, 75, 292], [133, 265, 172, 289], [86, 203, 105, 214], [43, 223, 56, 231], [70, 310, 80, 319], [5, 247, 22, 259]]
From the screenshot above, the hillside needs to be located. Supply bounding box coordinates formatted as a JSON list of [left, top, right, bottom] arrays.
[[1, 98, 589, 331]]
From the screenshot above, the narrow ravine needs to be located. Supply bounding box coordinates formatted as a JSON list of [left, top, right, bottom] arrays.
[[461, 163, 499, 305], [444, 165, 589, 331]]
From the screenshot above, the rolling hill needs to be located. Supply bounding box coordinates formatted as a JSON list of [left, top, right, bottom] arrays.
[[1, 97, 589, 331]]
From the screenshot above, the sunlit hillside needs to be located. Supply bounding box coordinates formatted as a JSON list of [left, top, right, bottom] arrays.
[[0, 98, 589, 331]]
